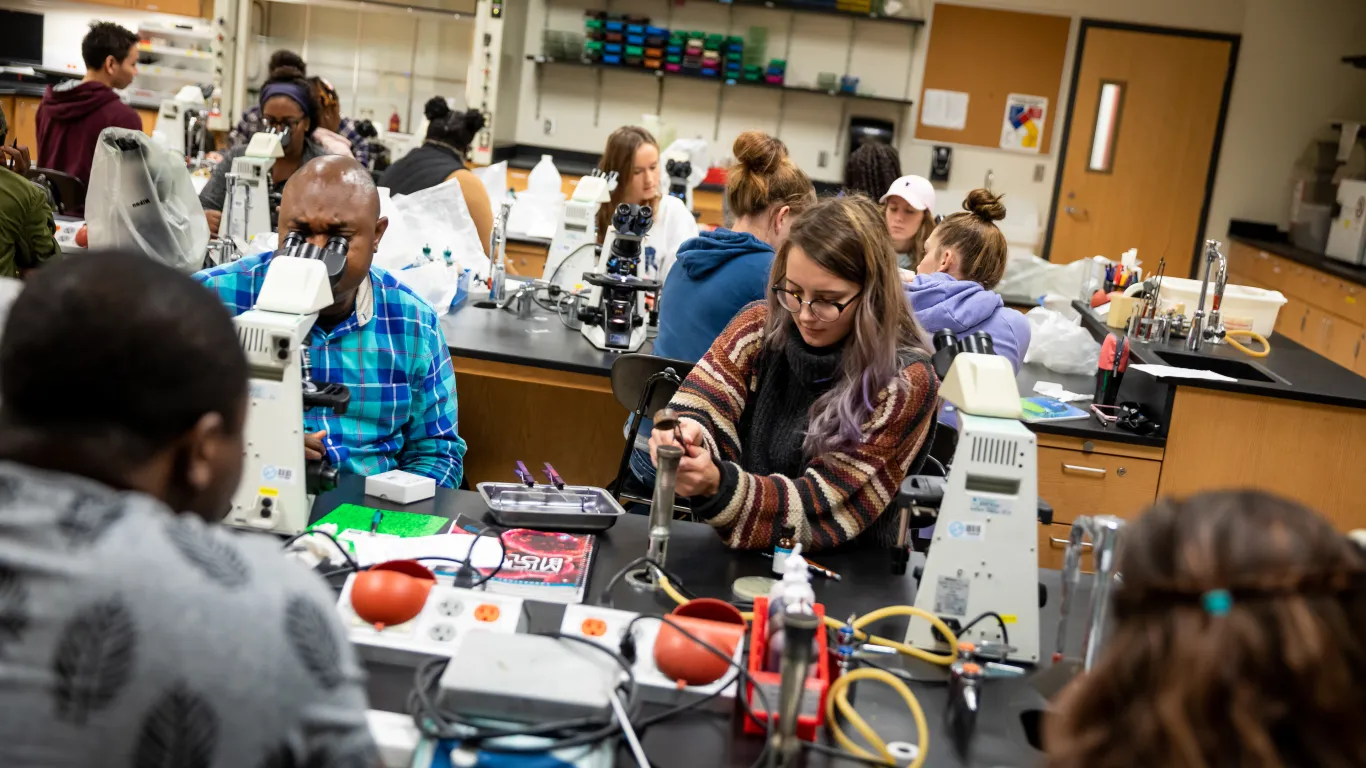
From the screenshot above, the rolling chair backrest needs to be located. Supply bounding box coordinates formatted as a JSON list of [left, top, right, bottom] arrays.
[[26, 168, 87, 216]]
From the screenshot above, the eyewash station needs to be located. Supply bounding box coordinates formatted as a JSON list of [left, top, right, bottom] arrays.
[[280, 338, 1125, 768]]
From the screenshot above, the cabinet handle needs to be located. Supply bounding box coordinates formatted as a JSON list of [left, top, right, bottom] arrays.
[[1356, 336, 1362, 361], [1050, 536, 1092, 549], [1300, 312, 1308, 332], [1323, 316, 1332, 347], [1062, 463, 1107, 476]]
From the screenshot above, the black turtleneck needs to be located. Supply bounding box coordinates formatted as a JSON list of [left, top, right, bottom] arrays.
[[731, 331, 846, 479]]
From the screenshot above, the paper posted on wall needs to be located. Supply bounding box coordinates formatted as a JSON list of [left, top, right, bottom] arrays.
[[1000, 94, 1048, 153], [921, 89, 969, 130]]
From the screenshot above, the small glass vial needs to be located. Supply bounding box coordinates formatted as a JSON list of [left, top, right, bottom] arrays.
[[772, 525, 796, 575]]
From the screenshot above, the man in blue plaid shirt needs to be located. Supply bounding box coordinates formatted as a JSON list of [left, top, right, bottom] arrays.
[[196, 156, 466, 487]]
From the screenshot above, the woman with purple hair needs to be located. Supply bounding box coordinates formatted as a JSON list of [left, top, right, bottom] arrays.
[[648, 196, 940, 551]]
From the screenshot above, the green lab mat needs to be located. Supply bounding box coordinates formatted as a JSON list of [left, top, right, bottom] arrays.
[[310, 503, 450, 538]]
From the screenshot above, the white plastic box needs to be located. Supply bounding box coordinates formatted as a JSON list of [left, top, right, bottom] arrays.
[[365, 470, 436, 504], [1156, 276, 1287, 337]]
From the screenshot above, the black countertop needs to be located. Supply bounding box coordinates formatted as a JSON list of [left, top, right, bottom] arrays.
[[442, 297, 652, 377], [1075, 302, 1366, 411], [1229, 234, 1366, 288], [313, 477, 1070, 767], [1015, 360, 1165, 448], [0, 83, 48, 98]]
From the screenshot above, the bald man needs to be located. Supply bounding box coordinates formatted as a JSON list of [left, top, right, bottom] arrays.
[[196, 156, 467, 487]]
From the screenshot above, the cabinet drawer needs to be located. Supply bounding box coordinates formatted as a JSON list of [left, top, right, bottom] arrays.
[[1038, 523, 1095, 573], [1037, 447, 1160, 526], [1276, 294, 1310, 344]]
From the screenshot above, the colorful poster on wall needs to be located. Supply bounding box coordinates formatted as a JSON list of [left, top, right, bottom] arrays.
[[1000, 94, 1048, 153]]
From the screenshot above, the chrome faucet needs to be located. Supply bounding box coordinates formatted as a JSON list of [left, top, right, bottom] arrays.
[[1054, 515, 1126, 671], [1186, 239, 1226, 351], [488, 201, 512, 303]]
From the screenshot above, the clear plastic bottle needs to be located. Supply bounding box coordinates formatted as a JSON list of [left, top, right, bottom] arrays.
[[527, 154, 563, 198]]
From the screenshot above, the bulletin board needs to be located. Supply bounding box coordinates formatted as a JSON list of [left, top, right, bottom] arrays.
[[915, 3, 1072, 153]]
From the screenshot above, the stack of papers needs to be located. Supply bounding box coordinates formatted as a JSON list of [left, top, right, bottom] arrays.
[[1130, 364, 1237, 382]]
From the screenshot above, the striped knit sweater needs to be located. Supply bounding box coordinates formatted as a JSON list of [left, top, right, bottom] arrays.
[[672, 303, 939, 551]]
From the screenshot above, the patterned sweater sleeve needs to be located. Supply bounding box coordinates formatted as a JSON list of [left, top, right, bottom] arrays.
[[671, 303, 939, 552]]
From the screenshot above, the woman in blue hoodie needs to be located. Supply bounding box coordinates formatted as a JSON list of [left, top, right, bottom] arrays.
[[629, 130, 816, 487], [907, 188, 1031, 372]]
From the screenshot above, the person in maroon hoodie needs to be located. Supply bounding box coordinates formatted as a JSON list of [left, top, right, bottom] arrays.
[[35, 21, 143, 196]]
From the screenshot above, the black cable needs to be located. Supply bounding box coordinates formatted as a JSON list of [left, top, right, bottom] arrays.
[[281, 528, 359, 571], [959, 610, 1009, 647], [803, 740, 894, 767], [317, 528, 506, 587], [597, 556, 699, 608], [406, 631, 642, 754], [547, 241, 599, 285], [855, 655, 950, 687]]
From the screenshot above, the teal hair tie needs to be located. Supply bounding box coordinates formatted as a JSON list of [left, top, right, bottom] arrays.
[[1202, 589, 1233, 616]]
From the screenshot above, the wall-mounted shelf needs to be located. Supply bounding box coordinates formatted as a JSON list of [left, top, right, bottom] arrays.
[[529, 56, 915, 106], [713, 0, 924, 27], [1344, 55, 1366, 70]]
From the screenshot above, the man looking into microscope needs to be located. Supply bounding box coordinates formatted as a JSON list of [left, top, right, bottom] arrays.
[[196, 155, 468, 487]]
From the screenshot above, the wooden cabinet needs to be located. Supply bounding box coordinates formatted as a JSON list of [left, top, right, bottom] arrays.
[[1034, 436, 1163, 572], [1240, 240, 1366, 372], [84, 0, 203, 15], [9, 96, 40, 158], [504, 240, 548, 278]]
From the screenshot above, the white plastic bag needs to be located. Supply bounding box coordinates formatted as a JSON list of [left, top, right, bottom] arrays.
[[86, 127, 209, 272], [1022, 306, 1101, 375], [377, 176, 489, 310]]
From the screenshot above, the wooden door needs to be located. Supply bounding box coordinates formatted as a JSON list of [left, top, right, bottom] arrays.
[[1046, 24, 1238, 278], [1276, 294, 1310, 345]]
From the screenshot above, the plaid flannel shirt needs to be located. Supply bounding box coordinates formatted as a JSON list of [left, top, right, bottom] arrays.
[[231, 107, 372, 166], [195, 253, 467, 487]]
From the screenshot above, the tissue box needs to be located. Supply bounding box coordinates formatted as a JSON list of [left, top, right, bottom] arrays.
[[365, 470, 436, 504]]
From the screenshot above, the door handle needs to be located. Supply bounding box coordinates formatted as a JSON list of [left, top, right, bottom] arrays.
[[1062, 463, 1107, 476], [1050, 536, 1092, 549]]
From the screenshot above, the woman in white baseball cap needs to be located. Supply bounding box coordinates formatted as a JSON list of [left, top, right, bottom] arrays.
[[879, 175, 937, 271]]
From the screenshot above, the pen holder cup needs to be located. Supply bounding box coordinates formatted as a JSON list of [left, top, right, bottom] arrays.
[[654, 599, 746, 686], [744, 597, 829, 741]]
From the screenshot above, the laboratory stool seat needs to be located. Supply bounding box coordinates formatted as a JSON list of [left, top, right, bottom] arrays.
[[608, 353, 695, 517], [26, 168, 86, 216]]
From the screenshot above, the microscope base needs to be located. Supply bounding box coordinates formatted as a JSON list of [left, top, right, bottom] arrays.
[[581, 322, 648, 353]]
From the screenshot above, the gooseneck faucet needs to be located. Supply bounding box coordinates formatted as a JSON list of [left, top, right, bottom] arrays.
[[1186, 239, 1226, 352]]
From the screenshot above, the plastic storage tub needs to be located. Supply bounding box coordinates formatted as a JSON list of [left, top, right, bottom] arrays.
[[1155, 276, 1287, 337]]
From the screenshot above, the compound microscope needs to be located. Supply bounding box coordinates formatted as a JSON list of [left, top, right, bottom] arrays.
[[577, 203, 661, 353], [225, 233, 352, 535]]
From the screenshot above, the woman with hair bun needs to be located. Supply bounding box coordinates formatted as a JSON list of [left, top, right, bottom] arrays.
[[906, 188, 1030, 372], [379, 97, 493, 254], [1047, 490, 1366, 768], [628, 130, 815, 486], [200, 59, 327, 236]]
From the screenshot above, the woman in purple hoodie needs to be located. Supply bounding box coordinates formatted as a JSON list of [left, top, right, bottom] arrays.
[[906, 188, 1031, 372]]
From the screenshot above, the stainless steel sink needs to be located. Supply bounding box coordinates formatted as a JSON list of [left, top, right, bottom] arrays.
[[1153, 350, 1288, 385]]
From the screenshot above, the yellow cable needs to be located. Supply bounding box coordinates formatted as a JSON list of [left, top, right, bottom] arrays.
[[829, 606, 959, 666], [660, 571, 956, 666], [1224, 330, 1270, 358], [825, 667, 929, 768]]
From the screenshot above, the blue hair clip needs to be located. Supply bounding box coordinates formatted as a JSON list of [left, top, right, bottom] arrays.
[[1202, 589, 1233, 616]]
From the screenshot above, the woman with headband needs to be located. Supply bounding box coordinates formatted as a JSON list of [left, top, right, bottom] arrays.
[[199, 60, 328, 237]]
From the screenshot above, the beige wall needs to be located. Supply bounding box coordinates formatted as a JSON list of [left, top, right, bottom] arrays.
[[1205, 0, 1366, 240], [505, 0, 1366, 256]]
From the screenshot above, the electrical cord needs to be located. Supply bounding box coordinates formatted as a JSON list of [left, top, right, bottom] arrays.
[[407, 631, 642, 754], [959, 610, 1009, 647], [281, 528, 359, 571], [643, 615, 774, 768], [318, 527, 507, 588], [547, 241, 600, 286], [597, 556, 699, 608], [804, 740, 901, 768]]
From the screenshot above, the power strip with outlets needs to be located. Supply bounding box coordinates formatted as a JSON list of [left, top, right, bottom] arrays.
[[337, 575, 527, 665], [559, 604, 743, 712]]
